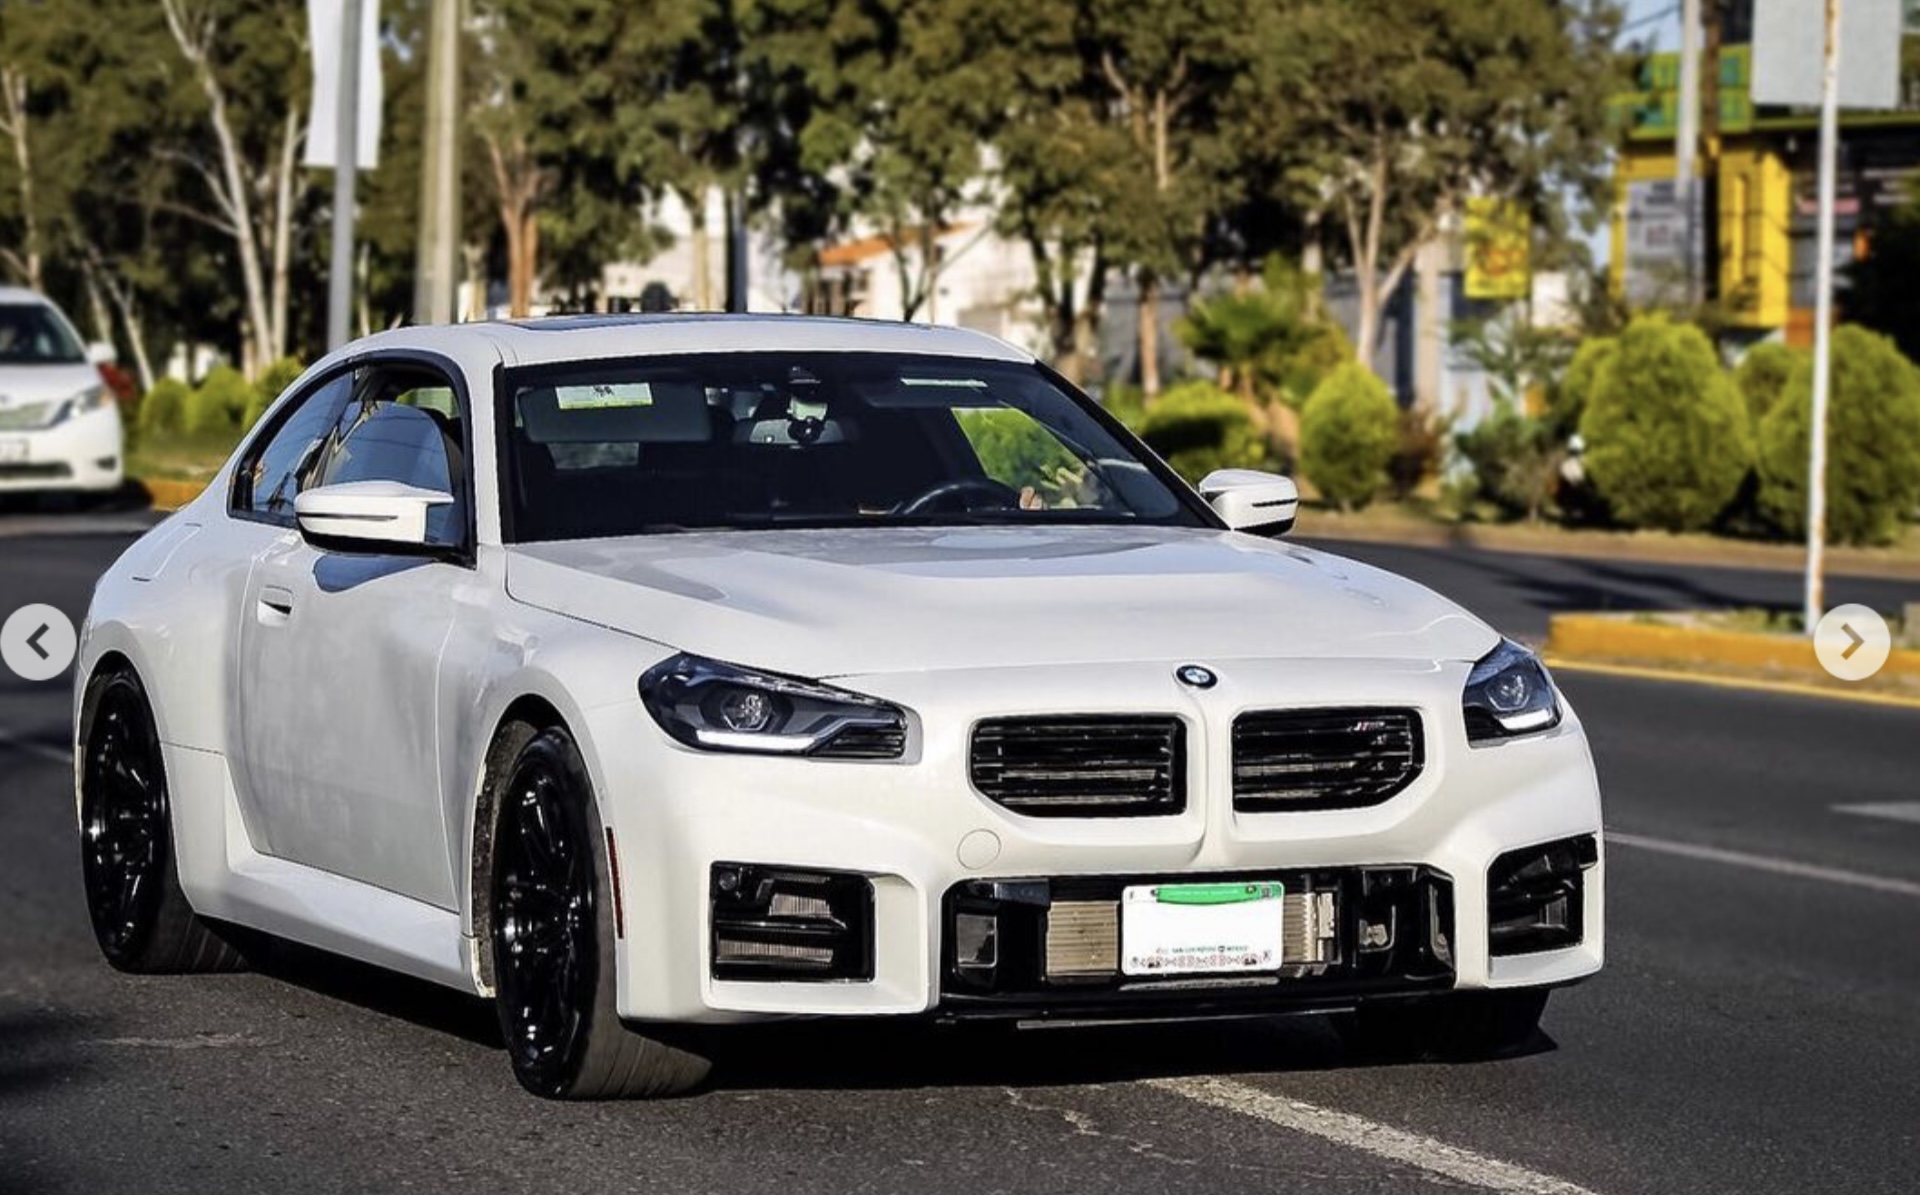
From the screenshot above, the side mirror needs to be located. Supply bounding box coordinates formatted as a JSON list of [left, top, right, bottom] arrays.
[[1199, 469, 1299, 536], [294, 480, 454, 554], [86, 341, 116, 366]]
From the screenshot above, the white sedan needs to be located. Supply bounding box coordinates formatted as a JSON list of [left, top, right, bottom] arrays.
[[75, 315, 1602, 1099]]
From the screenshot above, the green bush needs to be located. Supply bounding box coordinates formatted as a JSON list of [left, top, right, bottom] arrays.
[[246, 358, 306, 428], [1550, 335, 1616, 438], [1757, 325, 1920, 546], [1455, 401, 1563, 522], [1578, 314, 1752, 532], [183, 365, 252, 436], [1732, 341, 1804, 423], [1134, 381, 1270, 482], [1299, 363, 1399, 510], [137, 377, 192, 437]]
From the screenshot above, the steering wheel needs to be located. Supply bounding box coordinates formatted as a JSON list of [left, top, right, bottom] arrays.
[[892, 477, 1023, 516]]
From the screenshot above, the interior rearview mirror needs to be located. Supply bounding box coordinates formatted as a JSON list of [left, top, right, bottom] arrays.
[[1199, 469, 1299, 536], [294, 480, 455, 554]]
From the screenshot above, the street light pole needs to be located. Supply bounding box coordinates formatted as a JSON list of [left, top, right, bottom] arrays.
[[1806, 0, 1842, 635], [326, 0, 364, 350], [412, 0, 460, 326], [1677, 0, 1702, 304]]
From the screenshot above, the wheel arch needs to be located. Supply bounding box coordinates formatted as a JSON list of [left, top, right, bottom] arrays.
[[468, 693, 571, 991]]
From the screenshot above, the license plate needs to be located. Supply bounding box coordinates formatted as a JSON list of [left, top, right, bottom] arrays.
[[1120, 881, 1285, 976], [0, 438, 26, 463]]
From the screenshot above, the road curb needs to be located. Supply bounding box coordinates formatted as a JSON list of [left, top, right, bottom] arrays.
[[1298, 516, 1920, 582], [1545, 612, 1920, 708]]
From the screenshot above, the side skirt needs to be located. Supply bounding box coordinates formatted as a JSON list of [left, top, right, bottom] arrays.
[[162, 741, 483, 994]]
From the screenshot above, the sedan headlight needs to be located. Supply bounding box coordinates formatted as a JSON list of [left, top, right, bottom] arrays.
[[49, 385, 111, 426], [1463, 639, 1561, 743], [639, 653, 909, 759]]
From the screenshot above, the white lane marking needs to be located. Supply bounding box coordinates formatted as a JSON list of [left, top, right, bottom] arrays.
[[0, 726, 71, 765], [1833, 801, 1920, 826], [1150, 1076, 1602, 1195], [1608, 831, 1920, 900]]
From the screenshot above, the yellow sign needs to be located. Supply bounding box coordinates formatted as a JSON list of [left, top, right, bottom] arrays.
[[1464, 198, 1531, 301]]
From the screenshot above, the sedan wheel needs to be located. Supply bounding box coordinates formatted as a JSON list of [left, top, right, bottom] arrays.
[[488, 725, 709, 1099], [78, 668, 241, 973]]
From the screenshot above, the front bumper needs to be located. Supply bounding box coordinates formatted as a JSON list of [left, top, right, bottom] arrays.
[[583, 655, 1605, 1024], [0, 404, 124, 492]]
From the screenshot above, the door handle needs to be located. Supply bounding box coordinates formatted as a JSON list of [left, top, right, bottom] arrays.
[[258, 585, 295, 621]]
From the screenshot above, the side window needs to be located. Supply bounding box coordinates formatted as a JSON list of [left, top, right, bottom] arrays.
[[310, 367, 468, 546], [238, 373, 355, 521], [952, 407, 1092, 507]]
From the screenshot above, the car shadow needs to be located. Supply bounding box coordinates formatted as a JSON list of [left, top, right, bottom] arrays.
[[224, 928, 503, 1050], [698, 1011, 1559, 1094]]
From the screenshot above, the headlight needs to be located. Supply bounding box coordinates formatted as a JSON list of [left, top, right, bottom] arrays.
[[49, 385, 110, 426], [1463, 639, 1561, 743], [639, 653, 909, 759]]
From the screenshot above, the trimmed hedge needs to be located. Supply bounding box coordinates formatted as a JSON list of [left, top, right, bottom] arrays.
[[183, 365, 252, 436], [1300, 363, 1399, 510], [1551, 335, 1615, 438], [137, 377, 192, 437], [1578, 314, 1752, 532], [1134, 381, 1271, 482], [1733, 341, 1804, 423], [1757, 324, 1920, 545]]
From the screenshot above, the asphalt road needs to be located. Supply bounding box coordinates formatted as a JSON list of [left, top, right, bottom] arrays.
[[2, 528, 1917, 1195]]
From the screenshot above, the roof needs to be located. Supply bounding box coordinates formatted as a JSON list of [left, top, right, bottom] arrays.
[[354, 312, 1033, 369], [0, 286, 53, 306], [818, 224, 973, 268]]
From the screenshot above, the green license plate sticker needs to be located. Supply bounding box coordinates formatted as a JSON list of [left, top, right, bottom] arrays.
[[1152, 882, 1285, 906]]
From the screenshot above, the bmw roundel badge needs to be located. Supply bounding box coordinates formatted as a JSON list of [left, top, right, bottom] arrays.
[[1176, 664, 1217, 689]]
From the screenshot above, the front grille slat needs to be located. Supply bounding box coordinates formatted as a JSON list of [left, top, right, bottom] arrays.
[[972, 716, 1185, 818], [1232, 707, 1423, 812]]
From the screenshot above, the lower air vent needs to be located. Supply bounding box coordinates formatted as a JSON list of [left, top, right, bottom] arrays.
[[971, 716, 1185, 817], [1488, 835, 1597, 956], [1232, 708, 1424, 812], [710, 865, 874, 981]]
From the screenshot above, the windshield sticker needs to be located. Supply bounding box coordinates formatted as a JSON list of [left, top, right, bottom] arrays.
[[556, 382, 653, 410]]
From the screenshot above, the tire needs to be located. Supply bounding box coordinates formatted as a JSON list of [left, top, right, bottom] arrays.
[[78, 667, 244, 974], [1336, 989, 1550, 1062], [489, 725, 710, 1099]]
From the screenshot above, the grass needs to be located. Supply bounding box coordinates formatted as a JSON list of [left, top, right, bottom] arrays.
[[125, 429, 244, 484]]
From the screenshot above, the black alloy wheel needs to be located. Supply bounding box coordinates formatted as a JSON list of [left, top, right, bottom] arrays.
[[78, 668, 241, 973], [486, 724, 711, 1099], [493, 741, 598, 1092], [81, 675, 170, 959]]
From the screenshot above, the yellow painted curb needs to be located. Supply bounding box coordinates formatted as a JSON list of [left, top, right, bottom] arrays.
[[142, 478, 209, 511], [1547, 612, 1920, 679], [1546, 657, 1920, 711]]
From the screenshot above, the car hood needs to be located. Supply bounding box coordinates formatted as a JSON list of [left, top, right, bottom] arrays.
[[0, 362, 98, 406], [504, 526, 1499, 678]]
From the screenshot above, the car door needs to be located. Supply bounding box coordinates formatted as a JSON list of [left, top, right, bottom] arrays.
[[232, 360, 472, 910]]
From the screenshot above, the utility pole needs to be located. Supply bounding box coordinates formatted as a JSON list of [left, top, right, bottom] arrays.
[[413, 0, 460, 326], [1677, 0, 1703, 305], [326, 0, 364, 351], [1806, 0, 1843, 634], [724, 190, 748, 313]]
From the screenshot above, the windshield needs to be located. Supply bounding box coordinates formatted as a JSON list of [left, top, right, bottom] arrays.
[[0, 303, 85, 365], [501, 352, 1208, 541]]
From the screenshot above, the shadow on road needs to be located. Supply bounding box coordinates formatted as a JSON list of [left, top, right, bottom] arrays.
[[229, 930, 503, 1050]]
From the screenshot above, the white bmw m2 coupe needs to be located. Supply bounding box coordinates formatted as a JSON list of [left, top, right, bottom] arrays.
[[76, 315, 1602, 1098]]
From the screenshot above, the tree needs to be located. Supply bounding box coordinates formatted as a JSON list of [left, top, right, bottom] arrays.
[[1176, 256, 1330, 406], [1134, 379, 1270, 481], [1578, 314, 1751, 532], [1300, 362, 1399, 510], [1757, 325, 1920, 546], [1271, 0, 1621, 363], [156, 0, 311, 373]]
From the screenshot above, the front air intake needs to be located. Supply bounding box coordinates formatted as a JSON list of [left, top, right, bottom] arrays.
[[1232, 708, 1424, 812], [1487, 835, 1597, 956], [970, 716, 1186, 817], [710, 865, 874, 981]]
